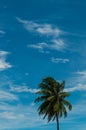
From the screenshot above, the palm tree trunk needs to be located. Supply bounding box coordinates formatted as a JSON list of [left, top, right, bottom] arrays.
[[56, 113, 59, 130]]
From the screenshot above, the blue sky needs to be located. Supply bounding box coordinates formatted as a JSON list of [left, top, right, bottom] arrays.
[[0, 0, 86, 129]]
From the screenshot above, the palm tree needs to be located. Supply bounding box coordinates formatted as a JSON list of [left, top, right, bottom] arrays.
[[35, 77, 72, 130]]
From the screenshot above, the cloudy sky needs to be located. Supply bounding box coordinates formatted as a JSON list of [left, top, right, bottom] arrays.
[[0, 0, 86, 129]]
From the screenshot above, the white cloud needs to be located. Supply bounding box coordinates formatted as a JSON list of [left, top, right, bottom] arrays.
[[0, 51, 9, 55], [0, 60, 11, 70], [9, 82, 38, 93], [0, 90, 18, 101], [0, 111, 25, 120], [0, 103, 47, 129], [10, 86, 38, 93], [65, 70, 86, 92], [27, 88, 39, 93], [0, 79, 43, 129], [28, 42, 48, 50], [0, 80, 18, 102], [16, 17, 62, 37], [76, 70, 86, 76], [28, 39, 65, 52], [65, 84, 86, 92], [74, 70, 86, 84], [16, 17, 67, 53], [51, 57, 69, 63], [51, 39, 66, 50], [0, 51, 12, 71], [16, 17, 29, 24], [36, 24, 61, 37]]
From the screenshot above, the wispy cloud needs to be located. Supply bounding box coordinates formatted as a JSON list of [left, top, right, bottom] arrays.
[[28, 39, 66, 52], [73, 70, 86, 85], [63, 70, 86, 129], [16, 17, 66, 52], [16, 17, 62, 37], [65, 84, 86, 92], [28, 42, 48, 50], [0, 90, 18, 101], [75, 70, 86, 84], [76, 70, 86, 76], [16, 17, 29, 24], [66, 70, 86, 92], [51, 39, 66, 50], [7, 82, 38, 93], [0, 51, 12, 71], [0, 103, 47, 129], [0, 79, 42, 129], [0, 111, 25, 120], [36, 24, 61, 37], [0, 79, 38, 98], [0, 79, 18, 103], [51, 57, 69, 63], [10, 85, 38, 93]]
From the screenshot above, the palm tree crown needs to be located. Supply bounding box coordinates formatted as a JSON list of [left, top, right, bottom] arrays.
[[35, 77, 72, 130]]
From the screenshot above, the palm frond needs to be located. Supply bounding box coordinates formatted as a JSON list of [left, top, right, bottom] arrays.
[[62, 99, 72, 111], [36, 89, 51, 95], [59, 92, 70, 98], [60, 80, 65, 91], [62, 104, 67, 118], [34, 95, 48, 103]]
